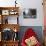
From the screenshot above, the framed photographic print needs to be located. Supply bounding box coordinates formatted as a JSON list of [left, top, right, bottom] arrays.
[[23, 8, 37, 18], [2, 10, 9, 15], [9, 9, 18, 15]]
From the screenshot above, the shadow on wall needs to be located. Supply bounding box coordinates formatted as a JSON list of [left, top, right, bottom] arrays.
[[18, 26, 43, 44]]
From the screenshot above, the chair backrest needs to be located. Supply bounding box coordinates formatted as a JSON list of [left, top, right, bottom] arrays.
[[23, 28, 36, 41], [21, 28, 37, 46]]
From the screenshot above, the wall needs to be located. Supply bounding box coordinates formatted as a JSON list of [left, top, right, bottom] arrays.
[[0, 0, 15, 7], [18, 0, 44, 26], [0, 0, 43, 26]]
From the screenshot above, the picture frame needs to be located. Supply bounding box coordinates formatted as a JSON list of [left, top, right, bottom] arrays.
[[9, 10, 18, 15], [23, 8, 37, 18], [2, 10, 9, 15]]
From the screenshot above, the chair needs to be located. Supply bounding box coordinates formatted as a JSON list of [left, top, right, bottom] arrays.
[[21, 28, 41, 46]]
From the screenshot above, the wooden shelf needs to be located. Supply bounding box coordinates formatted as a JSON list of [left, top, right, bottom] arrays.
[[0, 24, 20, 32], [0, 40, 19, 46], [2, 40, 19, 42], [0, 7, 19, 10], [0, 7, 19, 46]]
